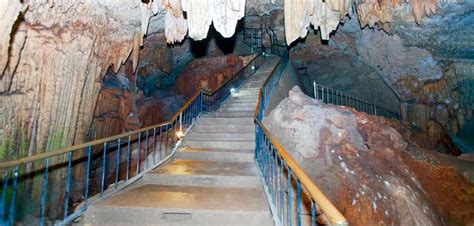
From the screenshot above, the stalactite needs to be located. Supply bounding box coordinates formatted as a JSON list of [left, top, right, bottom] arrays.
[[133, 32, 143, 73], [212, 0, 246, 38], [0, 0, 27, 76], [284, 0, 348, 44], [141, 2, 151, 35], [165, 10, 188, 44], [181, 0, 212, 40], [181, 0, 246, 41], [283, 0, 462, 44]]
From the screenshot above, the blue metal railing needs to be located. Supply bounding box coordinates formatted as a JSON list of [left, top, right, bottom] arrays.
[[0, 53, 264, 225], [203, 54, 265, 112], [254, 52, 348, 225], [0, 93, 201, 225], [313, 82, 400, 119], [262, 51, 289, 108], [242, 25, 264, 53]]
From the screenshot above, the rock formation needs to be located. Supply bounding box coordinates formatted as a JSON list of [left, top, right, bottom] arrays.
[[175, 54, 246, 97], [264, 87, 474, 225], [281, 0, 463, 44]]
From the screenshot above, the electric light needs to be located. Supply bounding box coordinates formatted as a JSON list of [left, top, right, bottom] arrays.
[[176, 130, 185, 139]]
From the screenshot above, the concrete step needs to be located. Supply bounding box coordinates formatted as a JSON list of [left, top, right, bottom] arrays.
[[198, 117, 253, 125], [238, 88, 260, 91], [191, 124, 254, 133], [222, 102, 256, 108], [186, 132, 254, 141], [227, 98, 259, 103], [231, 93, 259, 98], [235, 90, 259, 93], [219, 106, 255, 112], [175, 147, 254, 163], [83, 185, 273, 226], [211, 111, 254, 117], [142, 159, 260, 188], [223, 103, 257, 109], [184, 140, 255, 150], [226, 99, 258, 104]]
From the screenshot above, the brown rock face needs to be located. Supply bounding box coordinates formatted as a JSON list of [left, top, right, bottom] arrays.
[[0, 1, 148, 161], [264, 87, 474, 225], [174, 54, 244, 97]]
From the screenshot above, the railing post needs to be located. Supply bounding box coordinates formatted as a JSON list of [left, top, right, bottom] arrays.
[[373, 102, 377, 115], [179, 112, 183, 132], [8, 166, 19, 225], [200, 91, 203, 113], [313, 81, 317, 99]]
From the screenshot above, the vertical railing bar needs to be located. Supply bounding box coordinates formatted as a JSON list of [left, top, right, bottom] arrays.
[[115, 138, 121, 189], [8, 166, 19, 226], [152, 128, 156, 165], [39, 159, 49, 226], [274, 147, 279, 211], [280, 157, 284, 224], [136, 132, 141, 175], [63, 152, 72, 219], [297, 180, 301, 226], [126, 135, 131, 181], [159, 126, 163, 160], [84, 146, 92, 206], [165, 124, 169, 156], [288, 168, 292, 226], [101, 142, 107, 196], [145, 130, 149, 170], [1, 171, 8, 221]]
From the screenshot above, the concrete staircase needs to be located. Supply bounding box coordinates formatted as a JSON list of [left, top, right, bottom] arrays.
[[82, 56, 280, 226]]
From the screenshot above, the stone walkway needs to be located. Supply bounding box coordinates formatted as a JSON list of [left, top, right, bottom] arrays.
[[82, 56, 280, 226]]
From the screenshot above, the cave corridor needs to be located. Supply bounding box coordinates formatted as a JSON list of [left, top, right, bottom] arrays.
[[0, 0, 473, 225]]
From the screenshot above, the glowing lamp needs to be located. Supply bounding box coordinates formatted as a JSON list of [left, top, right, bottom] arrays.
[[176, 131, 185, 139]]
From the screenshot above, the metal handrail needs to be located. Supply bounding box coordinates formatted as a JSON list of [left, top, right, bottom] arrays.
[[0, 52, 264, 225], [254, 119, 348, 225], [254, 52, 348, 225], [0, 54, 260, 171], [0, 90, 200, 171], [312, 82, 399, 119]]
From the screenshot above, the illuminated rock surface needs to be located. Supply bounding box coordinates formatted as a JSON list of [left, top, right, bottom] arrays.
[[264, 87, 474, 225], [0, 0, 473, 224]]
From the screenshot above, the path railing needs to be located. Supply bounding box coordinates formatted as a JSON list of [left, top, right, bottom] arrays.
[[254, 52, 348, 225], [313, 82, 400, 119], [0, 53, 264, 225], [263, 24, 287, 57], [242, 25, 264, 53]]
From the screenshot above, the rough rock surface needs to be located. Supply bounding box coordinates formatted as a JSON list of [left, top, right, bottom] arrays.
[[174, 54, 245, 97], [288, 12, 473, 149], [0, 0, 149, 160], [281, 0, 463, 44], [264, 87, 474, 225], [356, 28, 443, 100]]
